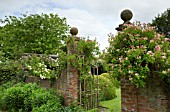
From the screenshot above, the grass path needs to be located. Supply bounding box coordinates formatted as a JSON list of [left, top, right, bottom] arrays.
[[99, 89, 121, 112]]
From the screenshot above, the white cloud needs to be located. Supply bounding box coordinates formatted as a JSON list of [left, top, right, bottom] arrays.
[[0, 0, 170, 50]]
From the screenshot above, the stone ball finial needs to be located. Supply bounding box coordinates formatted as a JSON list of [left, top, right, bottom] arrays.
[[70, 27, 78, 36], [120, 9, 133, 23]]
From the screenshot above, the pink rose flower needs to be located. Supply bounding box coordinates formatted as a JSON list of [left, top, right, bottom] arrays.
[[155, 45, 161, 51]]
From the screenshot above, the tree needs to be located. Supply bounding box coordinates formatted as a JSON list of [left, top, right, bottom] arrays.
[[0, 13, 69, 60], [151, 8, 170, 38]]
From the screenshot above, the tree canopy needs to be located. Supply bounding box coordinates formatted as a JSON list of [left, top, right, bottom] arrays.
[[151, 8, 170, 38], [0, 13, 69, 60]]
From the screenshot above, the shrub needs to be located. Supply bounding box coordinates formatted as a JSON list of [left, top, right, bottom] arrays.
[[100, 73, 120, 88], [104, 22, 170, 87], [0, 61, 18, 84], [0, 82, 63, 112], [94, 74, 117, 101]]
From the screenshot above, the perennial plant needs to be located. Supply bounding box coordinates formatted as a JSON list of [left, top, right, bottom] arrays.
[[104, 22, 170, 87]]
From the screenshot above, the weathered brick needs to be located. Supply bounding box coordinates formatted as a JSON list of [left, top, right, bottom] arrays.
[[121, 78, 170, 112]]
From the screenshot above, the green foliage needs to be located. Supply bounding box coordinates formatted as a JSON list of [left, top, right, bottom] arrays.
[[104, 22, 170, 87], [0, 13, 69, 59], [151, 8, 170, 38], [100, 73, 120, 88], [100, 89, 121, 112], [0, 82, 63, 112], [17, 54, 63, 79], [0, 60, 18, 84], [94, 74, 116, 101], [86, 108, 99, 112], [61, 105, 85, 112], [67, 37, 100, 80]]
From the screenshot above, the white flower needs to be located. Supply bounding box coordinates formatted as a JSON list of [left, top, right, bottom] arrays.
[[168, 69, 170, 73], [128, 70, 133, 74], [147, 51, 154, 55], [40, 74, 46, 79], [137, 56, 141, 59], [135, 73, 139, 76], [162, 56, 166, 59], [164, 38, 170, 41], [162, 53, 166, 56], [129, 77, 133, 81], [38, 63, 43, 66], [143, 37, 148, 40], [162, 71, 167, 74], [27, 65, 32, 70], [116, 49, 120, 52]]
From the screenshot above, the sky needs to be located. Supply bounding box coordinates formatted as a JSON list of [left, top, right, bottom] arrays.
[[0, 0, 169, 50]]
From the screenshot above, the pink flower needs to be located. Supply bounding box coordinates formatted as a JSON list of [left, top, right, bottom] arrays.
[[164, 38, 170, 41], [140, 45, 144, 48], [131, 45, 135, 49], [155, 45, 161, 51], [157, 34, 162, 38], [135, 34, 140, 37], [143, 37, 148, 40], [119, 56, 123, 63], [140, 45, 146, 49], [128, 65, 132, 68], [139, 38, 143, 40], [150, 39, 154, 43]]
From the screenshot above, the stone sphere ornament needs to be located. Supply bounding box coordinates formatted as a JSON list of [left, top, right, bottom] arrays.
[[70, 27, 78, 36], [120, 9, 133, 23]]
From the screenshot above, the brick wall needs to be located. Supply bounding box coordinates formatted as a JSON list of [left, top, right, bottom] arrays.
[[25, 69, 79, 106], [121, 77, 170, 112]]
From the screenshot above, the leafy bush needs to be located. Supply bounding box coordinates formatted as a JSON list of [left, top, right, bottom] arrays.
[[60, 105, 85, 112], [100, 73, 120, 88], [17, 55, 60, 80], [0, 60, 18, 84], [94, 74, 117, 101], [104, 22, 170, 87], [0, 82, 63, 112]]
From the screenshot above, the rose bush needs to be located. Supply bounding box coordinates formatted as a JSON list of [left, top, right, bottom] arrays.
[[17, 54, 59, 80], [104, 22, 170, 87]]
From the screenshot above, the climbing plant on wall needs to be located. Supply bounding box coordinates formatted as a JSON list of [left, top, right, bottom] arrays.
[[103, 22, 170, 87]]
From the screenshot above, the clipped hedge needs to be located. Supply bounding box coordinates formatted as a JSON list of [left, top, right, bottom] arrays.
[[0, 82, 63, 112]]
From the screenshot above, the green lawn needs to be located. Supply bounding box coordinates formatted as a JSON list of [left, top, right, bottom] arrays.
[[99, 89, 121, 112]]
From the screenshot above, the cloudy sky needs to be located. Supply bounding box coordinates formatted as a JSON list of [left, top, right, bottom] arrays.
[[0, 0, 169, 50]]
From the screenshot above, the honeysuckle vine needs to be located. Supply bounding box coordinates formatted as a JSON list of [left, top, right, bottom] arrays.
[[103, 22, 170, 87]]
